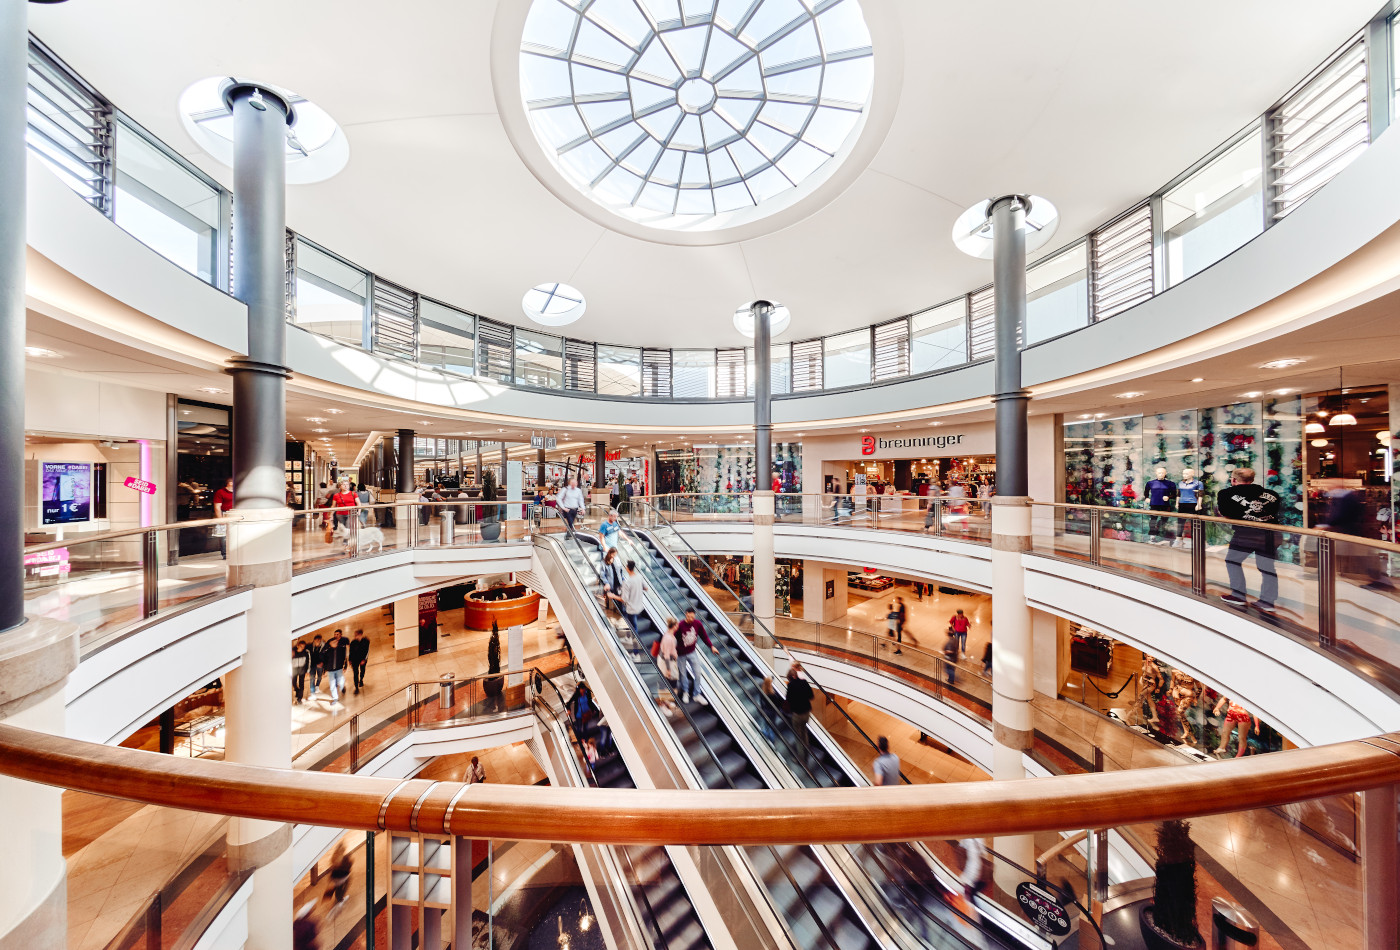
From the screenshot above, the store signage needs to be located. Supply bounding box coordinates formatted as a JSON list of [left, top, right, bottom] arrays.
[[1015, 882, 1072, 936], [40, 461, 93, 525], [530, 436, 557, 450], [23, 548, 70, 577], [861, 433, 966, 456], [123, 476, 157, 495]]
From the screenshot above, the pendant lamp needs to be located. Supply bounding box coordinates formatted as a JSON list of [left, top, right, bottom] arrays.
[[1331, 367, 1357, 426], [1304, 422, 1326, 434]]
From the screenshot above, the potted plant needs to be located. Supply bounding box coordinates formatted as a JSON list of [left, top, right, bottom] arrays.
[[480, 470, 501, 541], [1140, 819, 1203, 949], [483, 620, 504, 702]]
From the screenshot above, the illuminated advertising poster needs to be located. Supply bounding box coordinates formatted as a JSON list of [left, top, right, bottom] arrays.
[[41, 461, 93, 525]]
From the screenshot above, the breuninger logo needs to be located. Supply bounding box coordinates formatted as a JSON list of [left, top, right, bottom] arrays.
[[862, 433, 964, 456]]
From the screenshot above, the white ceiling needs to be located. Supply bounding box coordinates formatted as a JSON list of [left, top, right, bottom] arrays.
[[29, 0, 1381, 347]]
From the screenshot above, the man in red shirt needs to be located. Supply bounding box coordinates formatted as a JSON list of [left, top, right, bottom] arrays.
[[212, 478, 234, 560], [949, 609, 971, 655], [674, 607, 718, 706]]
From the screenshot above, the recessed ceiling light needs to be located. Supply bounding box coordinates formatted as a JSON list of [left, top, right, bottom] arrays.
[[1094, 413, 1107, 418], [198, 386, 226, 394], [1241, 391, 1262, 398], [312, 428, 329, 433], [1114, 392, 1144, 399], [1261, 358, 1305, 370], [1190, 377, 1204, 383], [930, 422, 942, 427], [859, 428, 868, 433], [1272, 388, 1295, 395], [24, 346, 58, 358], [325, 408, 344, 414], [306, 417, 326, 423]]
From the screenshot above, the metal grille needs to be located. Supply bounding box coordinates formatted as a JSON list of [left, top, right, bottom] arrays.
[[26, 40, 112, 215], [1268, 37, 1369, 221], [872, 318, 909, 380], [967, 286, 996, 360], [641, 349, 671, 398], [1090, 204, 1154, 321], [791, 339, 823, 392], [716, 348, 746, 398], [372, 278, 417, 361], [476, 317, 514, 382], [563, 339, 596, 392]]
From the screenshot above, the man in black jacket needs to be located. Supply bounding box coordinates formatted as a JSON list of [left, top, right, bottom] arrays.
[[323, 630, 350, 704], [785, 663, 815, 758], [308, 635, 328, 695], [348, 629, 371, 693]]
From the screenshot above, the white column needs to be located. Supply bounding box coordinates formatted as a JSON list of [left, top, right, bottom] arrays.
[[990, 496, 1035, 884], [507, 624, 524, 687], [752, 490, 776, 666], [394, 596, 419, 662]]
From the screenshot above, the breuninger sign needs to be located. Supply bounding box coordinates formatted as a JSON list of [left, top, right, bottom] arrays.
[[861, 433, 965, 456]]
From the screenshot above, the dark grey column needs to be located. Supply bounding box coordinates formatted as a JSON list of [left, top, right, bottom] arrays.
[[536, 447, 545, 486], [397, 429, 414, 493], [475, 442, 482, 486], [594, 440, 606, 489], [991, 196, 1029, 497], [227, 84, 293, 510], [0, 2, 26, 631], [752, 301, 773, 492], [500, 442, 508, 483]]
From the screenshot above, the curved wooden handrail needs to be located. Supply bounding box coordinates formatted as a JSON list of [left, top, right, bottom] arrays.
[[2, 723, 1396, 844]]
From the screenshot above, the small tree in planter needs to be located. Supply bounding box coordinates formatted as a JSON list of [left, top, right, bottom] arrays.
[[483, 620, 504, 702], [1141, 819, 1203, 949]]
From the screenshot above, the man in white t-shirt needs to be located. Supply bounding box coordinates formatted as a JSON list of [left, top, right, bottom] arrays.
[[557, 477, 585, 535], [606, 560, 648, 636]]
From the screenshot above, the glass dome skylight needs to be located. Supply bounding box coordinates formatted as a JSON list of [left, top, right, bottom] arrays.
[[519, 0, 875, 228], [522, 282, 587, 326]]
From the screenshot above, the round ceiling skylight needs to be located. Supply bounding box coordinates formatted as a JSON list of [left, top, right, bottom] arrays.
[[522, 282, 587, 326], [733, 300, 791, 338], [518, 0, 875, 230], [178, 77, 349, 184]]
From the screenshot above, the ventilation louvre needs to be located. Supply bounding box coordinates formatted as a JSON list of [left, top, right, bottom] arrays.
[[1090, 204, 1154, 322]]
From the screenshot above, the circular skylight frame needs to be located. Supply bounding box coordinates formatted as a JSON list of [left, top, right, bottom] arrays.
[[733, 300, 791, 338], [522, 282, 588, 327], [178, 77, 350, 184], [951, 195, 1061, 260], [517, 0, 876, 233]]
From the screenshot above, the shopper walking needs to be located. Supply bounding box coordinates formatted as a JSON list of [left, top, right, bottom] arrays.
[[348, 629, 370, 693], [331, 479, 357, 530], [599, 548, 624, 610], [212, 477, 234, 559], [355, 482, 372, 525], [655, 617, 680, 685], [291, 640, 309, 703], [885, 600, 901, 654], [606, 560, 649, 638], [328, 841, 353, 906], [674, 607, 718, 705], [1319, 486, 1396, 591], [942, 628, 959, 685], [1216, 468, 1281, 614], [308, 635, 327, 694], [323, 630, 350, 704], [949, 609, 971, 655], [558, 477, 585, 535], [895, 596, 909, 647], [785, 664, 815, 757], [981, 641, 993, 677], [466, 755, 487, 784], [872, 735, 900, 786], [599, 510, 622, 551]]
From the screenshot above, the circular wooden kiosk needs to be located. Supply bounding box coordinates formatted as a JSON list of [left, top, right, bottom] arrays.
[[462, 583, 541, 630]]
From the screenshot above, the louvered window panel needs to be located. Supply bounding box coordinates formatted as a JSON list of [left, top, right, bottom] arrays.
[[641, 349, 671, 397], [872, 318, 909, 380], [476, 317, 514, 383], [372, 279, 417, 361], [791, 339, 823, 392], [563, 339, 596, 392], [283, 229, 296, 322], [1269, 38, 1369, 221], [716, 348, 746, 398], [967, 286, 997, 360], [1090, 204, 1154, 321], [26, 40, 112, 215]]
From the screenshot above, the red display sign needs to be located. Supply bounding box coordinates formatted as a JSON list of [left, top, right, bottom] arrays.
[[123, 476, 157, 495], [860, 436, 876, 455]]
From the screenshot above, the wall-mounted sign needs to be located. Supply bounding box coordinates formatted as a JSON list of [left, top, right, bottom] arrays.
[[825, 580, 835, 600], [861, 433, 966, 456], [530, 436, 558, 450], [1015, 881, 1072, 936], [40, 461, 93, 525], [123, 476, 157, 495]]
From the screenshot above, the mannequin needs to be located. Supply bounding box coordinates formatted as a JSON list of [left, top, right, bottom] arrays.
[[1212, 696, 1258, 757], [1175, 467, 1204, 549], [1145, 466, 1178, 543]]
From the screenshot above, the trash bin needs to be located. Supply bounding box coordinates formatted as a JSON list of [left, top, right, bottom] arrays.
[[1211, 897, 1259, 949], [440, 510, 455, 545], [439, 673, 456, 710]]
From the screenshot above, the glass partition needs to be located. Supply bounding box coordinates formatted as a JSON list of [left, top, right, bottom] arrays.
[[823, 329, 871, 388], [293, 239, 369, 347], [418, 299, 475, 376], [1025, 242, 1089, 344], [910, 299, 967, 372], [1162, 127, 1265, 285], [746, 343, 792, 396], [596, 344, 641, 396], [113, 118, 221, 282], [514, 328, 563, 389], [672, 349, 717, 398]]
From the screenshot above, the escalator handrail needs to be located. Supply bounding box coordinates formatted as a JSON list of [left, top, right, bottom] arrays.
[[567, 529, 852, 950], [624, 501, 914, 786]]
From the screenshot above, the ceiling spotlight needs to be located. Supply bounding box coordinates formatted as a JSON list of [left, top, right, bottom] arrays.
[[199, 386, 226, 394], [1240, 391, 1262, 399], [312, 428, 329, 433], [1272, 388, 1295, 395], [306, 417, 326, 423], [1261, 358, 1305, 370], [1190, 377, 1204, 383], [1078, 414, 1092, 420], [24, 346, 58, 358], [325, 408, 344, 414], [248, 88, 268, 111], [1114, 392, 1144, 399], [1094, 413, 1107, 418], [1305, 421, 1326, 434]]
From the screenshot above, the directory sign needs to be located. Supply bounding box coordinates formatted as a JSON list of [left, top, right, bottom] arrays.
[[41, 461, 93, 525]]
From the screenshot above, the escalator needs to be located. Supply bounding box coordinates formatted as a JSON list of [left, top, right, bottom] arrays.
[[595, 512, 1040, 950], [551, 533, 883, 950], [531, 669, 711, 950]]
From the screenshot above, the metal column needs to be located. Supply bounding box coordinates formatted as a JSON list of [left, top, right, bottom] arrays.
[[397, 429, 414, 493], [536, 447, 545, 487], [753, 302, 773, 492], [594, 440, 606, 491], [0, 2, 27, 631], [991, 196, 1029, 498], [226, 85, 293, 511]]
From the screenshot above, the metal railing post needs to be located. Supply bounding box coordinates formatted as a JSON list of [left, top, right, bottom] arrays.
[[144, 891, 161, 950], [364, 831, 376, 950], [350, 715, 360, 773], [349, 513, 359, 558], [142, 530, 159, 618], [1191, 518, 1207, 596], [1318, 535, 1337, 649], [934, 498, 944, 537], [407, 505, 417, 548], [1088, 509, 1101, 564]]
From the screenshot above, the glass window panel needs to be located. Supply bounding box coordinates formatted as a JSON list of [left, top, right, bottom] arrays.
[[113, 120, 221, 282], [293, 240, 368, 347], [911, 299, 967, 373], [418, 299, 475, 376], [822, 329, 870, 389], [672, 349, 716, 398], [746, 344, 790, 396], [1163, 128, 1265, 286], [597, 344, 642, 397], [1025, 242, 1089, 344], [514, 328, 564, 389]]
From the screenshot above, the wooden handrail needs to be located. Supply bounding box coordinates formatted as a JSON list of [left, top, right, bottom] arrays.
[[1, 724, 1396, 844]]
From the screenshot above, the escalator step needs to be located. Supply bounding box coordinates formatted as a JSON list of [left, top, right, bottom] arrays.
[[831, 917, 874, 950]]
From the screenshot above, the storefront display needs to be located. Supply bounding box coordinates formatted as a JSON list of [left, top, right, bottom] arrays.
[[656, 443, 801, 495]]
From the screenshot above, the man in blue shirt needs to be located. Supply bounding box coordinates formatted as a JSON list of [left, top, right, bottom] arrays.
[[599, 510, 622, 552]]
